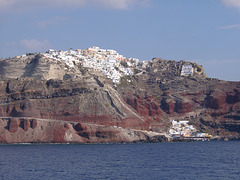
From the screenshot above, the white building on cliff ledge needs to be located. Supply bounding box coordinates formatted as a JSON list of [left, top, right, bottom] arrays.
[[181, 64, 193, 76]]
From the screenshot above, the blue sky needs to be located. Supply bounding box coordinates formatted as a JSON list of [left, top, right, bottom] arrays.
[[1, 0, 240, 81]]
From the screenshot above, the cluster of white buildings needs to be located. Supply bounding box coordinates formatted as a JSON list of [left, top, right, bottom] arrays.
[[181, 64, 194, 76], [169, 120, 197, 138], [169, 120, 212, 139], [42, 46, 139, 83]]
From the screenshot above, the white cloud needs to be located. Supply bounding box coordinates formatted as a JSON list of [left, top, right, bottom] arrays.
[[0, 0, 86, 12], [220, 24, 240, 29], [222, 0, 240, 11], [0, 0, 150, 12], [20, 39, 52, 51], [90, 0, 151, 10], [37, 16, 68, 29]]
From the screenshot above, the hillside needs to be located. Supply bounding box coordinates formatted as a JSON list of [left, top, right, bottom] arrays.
[[0, 48, 239, 143]]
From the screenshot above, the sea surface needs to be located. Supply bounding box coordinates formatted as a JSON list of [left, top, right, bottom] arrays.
[[0, 141, 240, 180]]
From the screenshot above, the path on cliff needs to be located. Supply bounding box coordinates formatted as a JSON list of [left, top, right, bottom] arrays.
[[168, 108, 207, 121], [103, 84, 145, 121]]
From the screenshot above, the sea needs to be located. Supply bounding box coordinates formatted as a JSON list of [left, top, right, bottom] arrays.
[[0, 141, 240, 180]]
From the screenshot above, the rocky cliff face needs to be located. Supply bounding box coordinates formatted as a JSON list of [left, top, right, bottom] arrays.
[[117, 58, 240, 139], [0, 54, 81, 80], [0, 117, 168, 143], [0, 54, 239, 143]]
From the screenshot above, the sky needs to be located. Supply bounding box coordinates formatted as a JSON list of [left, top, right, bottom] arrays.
[[1, 0, 240, 81]]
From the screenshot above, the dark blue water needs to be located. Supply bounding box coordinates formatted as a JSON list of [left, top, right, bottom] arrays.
[[0, 141, 240, 180]]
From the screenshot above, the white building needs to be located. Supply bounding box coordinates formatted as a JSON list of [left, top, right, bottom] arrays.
[[169, 120, 197, 137], [43, 46, 134, 84], [181, 64, 194, 76]]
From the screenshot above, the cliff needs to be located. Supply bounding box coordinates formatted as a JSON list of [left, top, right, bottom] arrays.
[[0, 117, 168, 143], [117, 58, 240, 139], [0, 53, 239, 143]]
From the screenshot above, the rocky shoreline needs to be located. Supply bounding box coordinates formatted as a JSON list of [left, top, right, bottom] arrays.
[[0, 116, 234, 144], [0, 117, 169, 144]]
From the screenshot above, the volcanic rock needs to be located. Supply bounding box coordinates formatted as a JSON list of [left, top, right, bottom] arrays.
[[23, 119, 30, 131], [74, 123, 87, 131], [9, 118, 20, 133], [31, 119, 38, 129], [0, 54, 240, 143]]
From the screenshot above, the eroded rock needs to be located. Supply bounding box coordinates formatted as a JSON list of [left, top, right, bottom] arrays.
[[31, 119, 38, 129], [23, 119, 30, 131], [9, 118, 20, 133]]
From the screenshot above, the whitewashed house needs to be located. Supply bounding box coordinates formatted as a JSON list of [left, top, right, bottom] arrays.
[[181, 64, 194, 76]]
